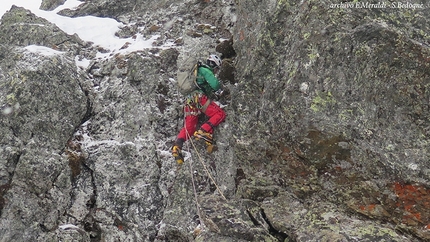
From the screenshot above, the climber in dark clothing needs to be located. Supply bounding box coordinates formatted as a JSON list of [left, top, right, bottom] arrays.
[[172, 55, 226, 164]]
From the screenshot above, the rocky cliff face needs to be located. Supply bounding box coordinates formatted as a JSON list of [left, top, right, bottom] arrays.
[[0, 0, 429, 241]]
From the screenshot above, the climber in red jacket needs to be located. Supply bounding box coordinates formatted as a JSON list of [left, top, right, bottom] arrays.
[[172, 55, 226, 164]]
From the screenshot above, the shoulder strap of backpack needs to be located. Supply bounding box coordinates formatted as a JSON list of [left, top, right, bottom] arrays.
[[192, 63, 201, 89], [198, 61, 211, 70]]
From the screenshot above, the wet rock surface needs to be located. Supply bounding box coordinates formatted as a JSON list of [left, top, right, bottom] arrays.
[[1, 0, 430, 241]]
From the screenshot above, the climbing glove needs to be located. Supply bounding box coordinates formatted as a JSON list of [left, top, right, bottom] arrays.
[[214, 89, 224, 99], [214, 89, 223, 96], [194, 129, 213, 146], [172, 145, 183, 165]]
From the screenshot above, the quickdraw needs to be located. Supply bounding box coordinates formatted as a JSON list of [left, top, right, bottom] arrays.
[[184, 91, 211, 115], [185, 92, 201, 107], [185, 92, 203, 115]]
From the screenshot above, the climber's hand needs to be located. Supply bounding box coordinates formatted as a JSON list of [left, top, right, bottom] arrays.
[[214, 89, 224, 99]]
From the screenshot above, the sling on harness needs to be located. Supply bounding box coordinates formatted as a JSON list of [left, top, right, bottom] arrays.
[[184, 92, 211, 116]]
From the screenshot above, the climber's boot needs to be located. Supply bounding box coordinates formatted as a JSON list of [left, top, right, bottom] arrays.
[[194, 130, 217, 153], [172, 145, 184, 165], [206, 143, 218, 154], [194, 130, 213, 145]]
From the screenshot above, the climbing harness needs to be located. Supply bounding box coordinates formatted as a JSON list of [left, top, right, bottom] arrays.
[[185, 92, 211, 116]]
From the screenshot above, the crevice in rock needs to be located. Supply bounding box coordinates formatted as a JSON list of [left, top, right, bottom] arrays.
[[0, 183, 11, 217], [246, 209, 261, 226], [234, 168, 246, 190], [63, 78, 93, 180], [82, 162, 97, 209], [79, 89, 94, 126], [9, 125, 19, 138], [0, 152, 20, 216], [39, 223, 50, 232], [81, 162, 101, 241], [260, 209, 290, 242], [83, 213, 102, 241]]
